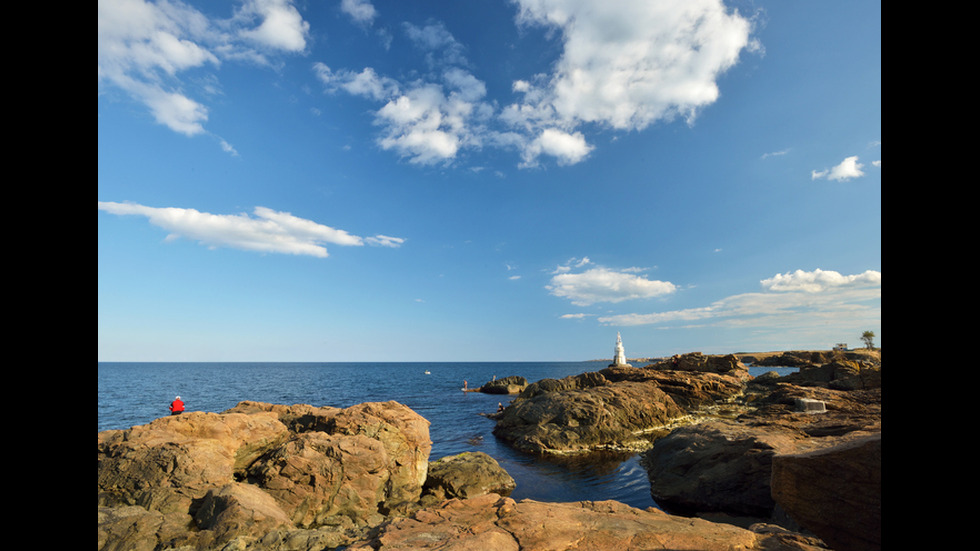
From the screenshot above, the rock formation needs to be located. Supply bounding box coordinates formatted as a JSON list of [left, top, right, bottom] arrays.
[[421, 451, 516, 506], [99, 400, 432, 550], [345, 493, 828, 551], [771, 432, 881, 551], [477, 375, 528, 394], [99, 350, 881, 551], [492, 361, 748, 454]]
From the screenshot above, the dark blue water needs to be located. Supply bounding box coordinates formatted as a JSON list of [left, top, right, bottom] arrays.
[[97, 362, 798, 510]]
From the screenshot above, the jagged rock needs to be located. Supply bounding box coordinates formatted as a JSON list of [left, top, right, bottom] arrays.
[[244, 431, 392, 528], [772, 432, 881, 551], [98, 400, 432, 551], [422, 451, 516, 505], [98, 410, 291, 513], [192, 482, 294, 548], [345, 493, 827, 551], [517, 370, 611, 399], [493, 365, 748, 454], [601, 365, 748, 409], [781, 360, 882, 390], [493, 380, 687, 454], [478, 375, 528, 394], [647, 351, 751, 380], [642, 419, 818, 517]]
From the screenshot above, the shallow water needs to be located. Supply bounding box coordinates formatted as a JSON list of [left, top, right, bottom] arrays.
[[98, 362, 799, 510]]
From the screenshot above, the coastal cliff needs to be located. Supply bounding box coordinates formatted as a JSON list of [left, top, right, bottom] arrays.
[[99, 350, 881, 551]]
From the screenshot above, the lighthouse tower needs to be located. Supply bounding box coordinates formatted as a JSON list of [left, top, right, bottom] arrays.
[[610, 332, 632, 367]]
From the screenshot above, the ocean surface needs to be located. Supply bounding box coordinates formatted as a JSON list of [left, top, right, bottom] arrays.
[[98, 361, 799, 511]]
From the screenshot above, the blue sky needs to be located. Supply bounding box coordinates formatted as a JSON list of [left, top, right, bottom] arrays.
[[98, 0, 881, 362]]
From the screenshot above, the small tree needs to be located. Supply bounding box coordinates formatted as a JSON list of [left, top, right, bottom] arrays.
[[861, 331, 875, 350]]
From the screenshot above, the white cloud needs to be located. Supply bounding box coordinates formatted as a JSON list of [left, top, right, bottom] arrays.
[[98, 0, 309, 142], [812, 156, 865, 181], [403, 21, 468, 67], [98, 201, 402, 258], [508, 0, 757, 130], [521, 128, 593, 167], [313, 63, 401, 101], [598, 269, 881, 328], [236, 0, 309, 52], [760, 268, 881, 293], [340, 0, 377, 25], [365, 235, 406, 248], [315, 0, 758, 168], [316, 21, 495, 166], [547, 265, 676, 306]]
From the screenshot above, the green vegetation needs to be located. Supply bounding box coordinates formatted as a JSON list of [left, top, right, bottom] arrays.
[[861, 331, 875, 350]]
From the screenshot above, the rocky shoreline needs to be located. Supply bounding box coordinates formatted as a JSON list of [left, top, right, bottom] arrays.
[[99, 350, 881, 551]]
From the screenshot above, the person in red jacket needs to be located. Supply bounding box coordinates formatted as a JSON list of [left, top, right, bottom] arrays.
[[169, 396, 185, 415]]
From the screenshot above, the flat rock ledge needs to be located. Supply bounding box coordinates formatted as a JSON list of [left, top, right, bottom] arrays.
[[346, 493, 828, 551]]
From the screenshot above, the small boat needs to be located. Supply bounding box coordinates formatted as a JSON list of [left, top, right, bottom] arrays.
[[424, 370, 431, 375]]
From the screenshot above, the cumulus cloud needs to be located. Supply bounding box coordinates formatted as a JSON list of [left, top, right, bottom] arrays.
[[236, 0, 309, 52], [812, 156, 865, 181], [98, 201, 403, 258], [547, 262, 676, 306], [508, 0, 757, 130], [340, 0, 377, 25], [598, 269, 881, 328], [521, 128, 594, 167], [760, 269, 881, 293], [316, 21, 494, 166], [313, 63, 400, 101], [98, 0, 309, 142], [314, 0, 757, 168]]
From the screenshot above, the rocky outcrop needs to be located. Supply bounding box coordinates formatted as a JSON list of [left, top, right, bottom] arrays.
[[493, 379, 688, 454], [642, 420, 823, 517], [646, 351, 751, 380], [492, 364, 748, 454], [421, 451, 516, 505], [772, 432, 881, 551], [741, 349, 880, 369], [345, 493, 828, 551], [638, 355, 881, 549], [99, 351, 880, 550], [478, 375, 528, 394], [778, 359, 882, 390], [98, 400, 432, 551]]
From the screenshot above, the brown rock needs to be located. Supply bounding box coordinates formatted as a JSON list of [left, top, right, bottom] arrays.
[[647, 352, 751, 380], [602, 365, 748, 409], [772, 432, 881, 551], [325, 401, 433, 511], [98, 400, 432, 551], [98, 506, 165, 551], [422, 452, 516, 504], [98, 410, 290, 512], [346, 493, 826, 551], [193, 482, 293, 547], [642, 420, 816, 517], [244, 431, 392, 529], [478, 375, 528, 395], [493, 380, 686, 454]]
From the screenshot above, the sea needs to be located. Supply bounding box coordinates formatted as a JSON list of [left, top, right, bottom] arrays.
[[98, 361, 799, 511]]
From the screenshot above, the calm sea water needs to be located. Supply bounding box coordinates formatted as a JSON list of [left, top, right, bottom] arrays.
[[97, 361, 798, 510]]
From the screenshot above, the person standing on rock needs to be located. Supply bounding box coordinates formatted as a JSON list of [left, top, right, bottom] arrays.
[[169, 396, 184, 415]]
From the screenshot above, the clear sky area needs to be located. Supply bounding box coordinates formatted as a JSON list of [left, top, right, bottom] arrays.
[[98, 0, 881, 362]]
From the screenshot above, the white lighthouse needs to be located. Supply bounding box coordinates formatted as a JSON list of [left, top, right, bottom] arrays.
[[610, 332, 632, 367]]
